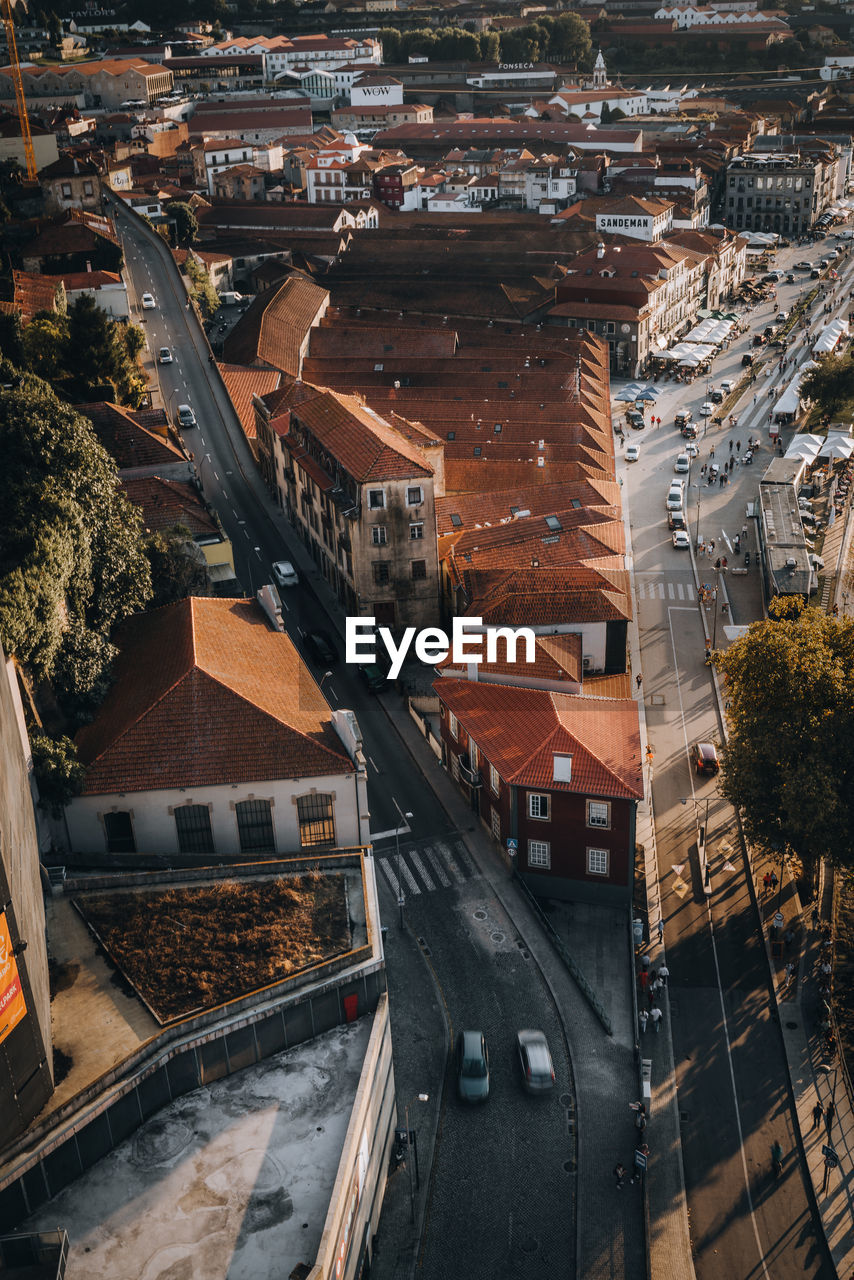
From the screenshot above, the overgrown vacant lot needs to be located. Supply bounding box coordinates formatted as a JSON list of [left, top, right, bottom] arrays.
[[74, 875, 351, 1022]]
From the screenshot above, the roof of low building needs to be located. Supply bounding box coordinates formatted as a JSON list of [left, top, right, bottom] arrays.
[[223, 273, 330, 376]]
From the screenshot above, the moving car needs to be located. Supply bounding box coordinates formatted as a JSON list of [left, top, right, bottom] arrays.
[[158, 347, 173, 364], [786, 273, 795, 283], [141, 292, 156, 309], [672, 529, 690, 550], [684, 441, 698, 457], [516, 1029, 555, 1093], [456, 1030, 490, 1103], [272, 560, 299, 588], [811, 268, 821, 279], [795, 261, 812, 270], [625, 443, 640, 462], [741, 353, 754, 367], [681, 421, 698, 440], [674, 453, 690, 473], [305, 629, 338, 666], [693, 742, 720, 776], [176, 404, 196, 428], [709, 389, 724, 405], [776, 311, 789, 324], [699, 402, 714, 417], [720, 379, 735, 394], [674, 408, 692, 427], [358, 662, 388, 692]]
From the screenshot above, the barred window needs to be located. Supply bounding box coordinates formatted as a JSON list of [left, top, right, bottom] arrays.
[[491, 807, 501, 840], [235, 799, 275, 853], [103, 811, 135, 854], [175, 804, 214, 855], [297, 793, 336, 848], [411, 559, 427, 580]]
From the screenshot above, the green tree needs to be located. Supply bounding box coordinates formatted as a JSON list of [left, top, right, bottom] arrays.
[[165, 199, 198, 248], [714, 608, 854, 884], [800, 354, 854, 417], [0, 312, 25, 368], [546, 12, 592, 66], [433, 27, 481, 60], [22, 313, 69, 382], [145, 526, 210, 607], [0, 375, 152, 693], [377, 26, 402, 62], [185, 256, 220, 319], [30, 732, 85, 815], [480, 31, 500, 62]]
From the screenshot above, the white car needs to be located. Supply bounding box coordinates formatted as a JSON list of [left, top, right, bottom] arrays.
[[674, 453, 690, 473], [699, 402, 714, 417], [672, 530, 691, 550], [720, 379, 735, 394], [272, 560, 299, 588], [625, 443, 640, 462], [684, 441, 699, 457], [775, 311, 789, 324], [158, 347, 173, 364], [141, 292, 155, 309], [177, 404, 196, 428]]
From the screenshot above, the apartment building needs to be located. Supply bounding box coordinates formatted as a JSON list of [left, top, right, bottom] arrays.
[[724, 148, 838, 236]]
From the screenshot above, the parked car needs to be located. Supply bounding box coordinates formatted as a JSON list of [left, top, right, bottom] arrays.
[[811, 268, 821, 279], [674, 453, 690, 473], [176, 404, 196, 428], [720, 379, 735, 394], [709, 389, 724, 405], [699, 402, 714, 417], [741, 353, 755, 367], [786, 272, 795, 283], [456, 1030, 490, 1103], [684, 440, 699, 457], [625, 443, 640, 462], [681, 421, 699, 440], [626, 410, 645, 430], [795, 261, 812, 270], [272, 560, 299, 588], [668, 510, 687, 531], [516, 1029, 555, 1093], [357, 662, 388, 692], [305, 629, 338, 666], [141, 292, 156, 309], [693, 742, 720, 776], [672, 529, 690, 550], [158, 347, 173, 364], [674, 408, 692, 427], [776, 311, 789, 324]]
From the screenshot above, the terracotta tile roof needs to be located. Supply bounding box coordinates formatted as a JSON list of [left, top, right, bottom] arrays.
[[42, 270, 122, 292], [223, 274, 329, 376], [75, 598, 351, 795], [580, 671, 634, 700], [434, 678, 643, 799], [291, 388, 434, 482], [436, 479, 619, 535], [463, 564, 632, 626], [76, 402, 185, 470], [217, 362, 282, 444], [438, 632, 583, 683], [120, 475, 219, 537], [3, 270, 65, 324]]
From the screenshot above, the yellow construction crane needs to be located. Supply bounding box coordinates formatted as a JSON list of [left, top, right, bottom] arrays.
[[1, 0, 37, 180]]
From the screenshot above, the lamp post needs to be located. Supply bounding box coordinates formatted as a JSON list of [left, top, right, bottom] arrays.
[[392, 799, 413, 929], [404, 1093, 429, 1223], [693, 482, 702, 549]]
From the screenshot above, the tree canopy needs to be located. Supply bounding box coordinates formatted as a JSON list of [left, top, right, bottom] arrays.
[[714, 607, 854, 883], [165, 199, 198, 248], [0, 375, 152, 714], [801, 354, 854, 418]]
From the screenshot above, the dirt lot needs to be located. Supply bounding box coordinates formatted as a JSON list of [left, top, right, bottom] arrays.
[[73, 874, 351, 1022]]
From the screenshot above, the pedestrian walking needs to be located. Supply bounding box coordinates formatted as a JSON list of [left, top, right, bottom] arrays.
[[636, 1108, 647, 1134], [619, 434, 624, 448], [709, 539, 715, 554], [729, 456, 734, 472], [736, 440, 741, 453], [729, 440, 733, 453], [812, 1100, 823, 1131], [639, 1009, 649, 1035], [636, 672, 643, 689], [826, 1101, 836, 1136], [650, 1006, 663, 1033], [710, 446, 715, 458], [812, 905, 821, 930], [640, 968, 648, 992], [784, 927, 795, 950], [719, 472, 725, 487], [658, 963, 669, 987], [715, 557, 722, 570], [742, 525, 747, 540], [614, 1162, 627, 1190], [657, 918, 664, 944], [784, 961, 795, 990], [770, 871, 779, 892], [722, 556, 728, 569], [647, 987, 656, 1012], [753, 393, 757, 404], [763, 872, 770, 896]]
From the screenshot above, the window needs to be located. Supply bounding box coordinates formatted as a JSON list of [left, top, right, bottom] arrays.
[[407, 485, 423, 505], [448, 710, 458, 739], [491, 807, 501, 840], [83, 180, 94, 196], [528, 839, 550, 869], [103, 810, 135, 853], [528, 793, 550, 821], [368, 489, 385, 509], [371, 525, 387, 545], [469, 739, 478, 770], [296, 792, 336, 847], [373, 561, 389, 584], [175, 804, 214, 854], [411, 559, 426, 580], [587, 800, 611, 829], [587, 847, 609, 877], [61, 183, 72, 198], [235, 798, 275, 853], [490, 764, 500, 795], [409, 523, 424, 540]]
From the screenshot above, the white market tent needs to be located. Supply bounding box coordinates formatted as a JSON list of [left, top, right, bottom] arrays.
[[774, 361, 818, 417], [813, 318, 848, 356], [819, 430, 854, 460], [785, 433, 823, 460]]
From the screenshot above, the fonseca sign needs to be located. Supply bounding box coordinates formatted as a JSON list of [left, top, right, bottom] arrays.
[[346, 617, 536, 678]]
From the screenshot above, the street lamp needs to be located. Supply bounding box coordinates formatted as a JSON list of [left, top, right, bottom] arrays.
[[392, 799, 413, 929]]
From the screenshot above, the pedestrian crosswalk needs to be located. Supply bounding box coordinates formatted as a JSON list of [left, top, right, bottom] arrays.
[[635, 576, 697, 601], [374, 834, 477, 898]]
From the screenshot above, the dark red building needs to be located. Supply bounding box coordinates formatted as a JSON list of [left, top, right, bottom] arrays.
[[434, 678, 643, 903]]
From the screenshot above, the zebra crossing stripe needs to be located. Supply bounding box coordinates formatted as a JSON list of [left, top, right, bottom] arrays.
[[441, 841, 468, 884], [668, 582, 675, 599], [423, 846, 451, 888], [399, 859, 421, 894], [453, 840, 477, 878], [409, 848, 436, 891]]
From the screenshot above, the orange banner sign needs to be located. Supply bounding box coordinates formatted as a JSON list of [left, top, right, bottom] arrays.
[[0, 911, 27, 1046]]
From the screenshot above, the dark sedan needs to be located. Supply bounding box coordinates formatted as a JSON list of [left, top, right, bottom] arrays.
[[305, 630, 339, 666]]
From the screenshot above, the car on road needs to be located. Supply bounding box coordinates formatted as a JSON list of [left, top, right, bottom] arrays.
[[626, 409, 645, 430], [666, 484, 684, 512], [693, 742, 720, 776], [625, 443, 640, 462], [786, 272, 795, 283], [684, 440, 699, 457], [176, 404, 196, 428], [811, 268, 821, 279], [681, 421, 698, 440], [158, 347, 173, 364], [674, 408, 692, 427], [674, 453, 690, 473], [358, 662, 388, 692], [709, 389, 724, 404], [672, 529, 690, 550], [272, 560, 299, 588], [699, 402, 714, 417], [720, 379, 735, 394], [668, 510, 687, 531], [305, 629, 338, 666], [456, 1030, 490, 1103], [741, 353, 754, 367], [795, 261, 812, 270], [776, 311, 789, 323], [516, 1029, 555, 1093], [141, 292, 156, 309], [820, 258, 831, 269]]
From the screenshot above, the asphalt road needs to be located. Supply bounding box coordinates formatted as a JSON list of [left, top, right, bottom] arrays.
[[619, 233, 848, 1280]]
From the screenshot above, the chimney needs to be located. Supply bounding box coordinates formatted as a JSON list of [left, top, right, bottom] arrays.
[[596, 241, 605, 259], [553, 753, 572, 784]]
